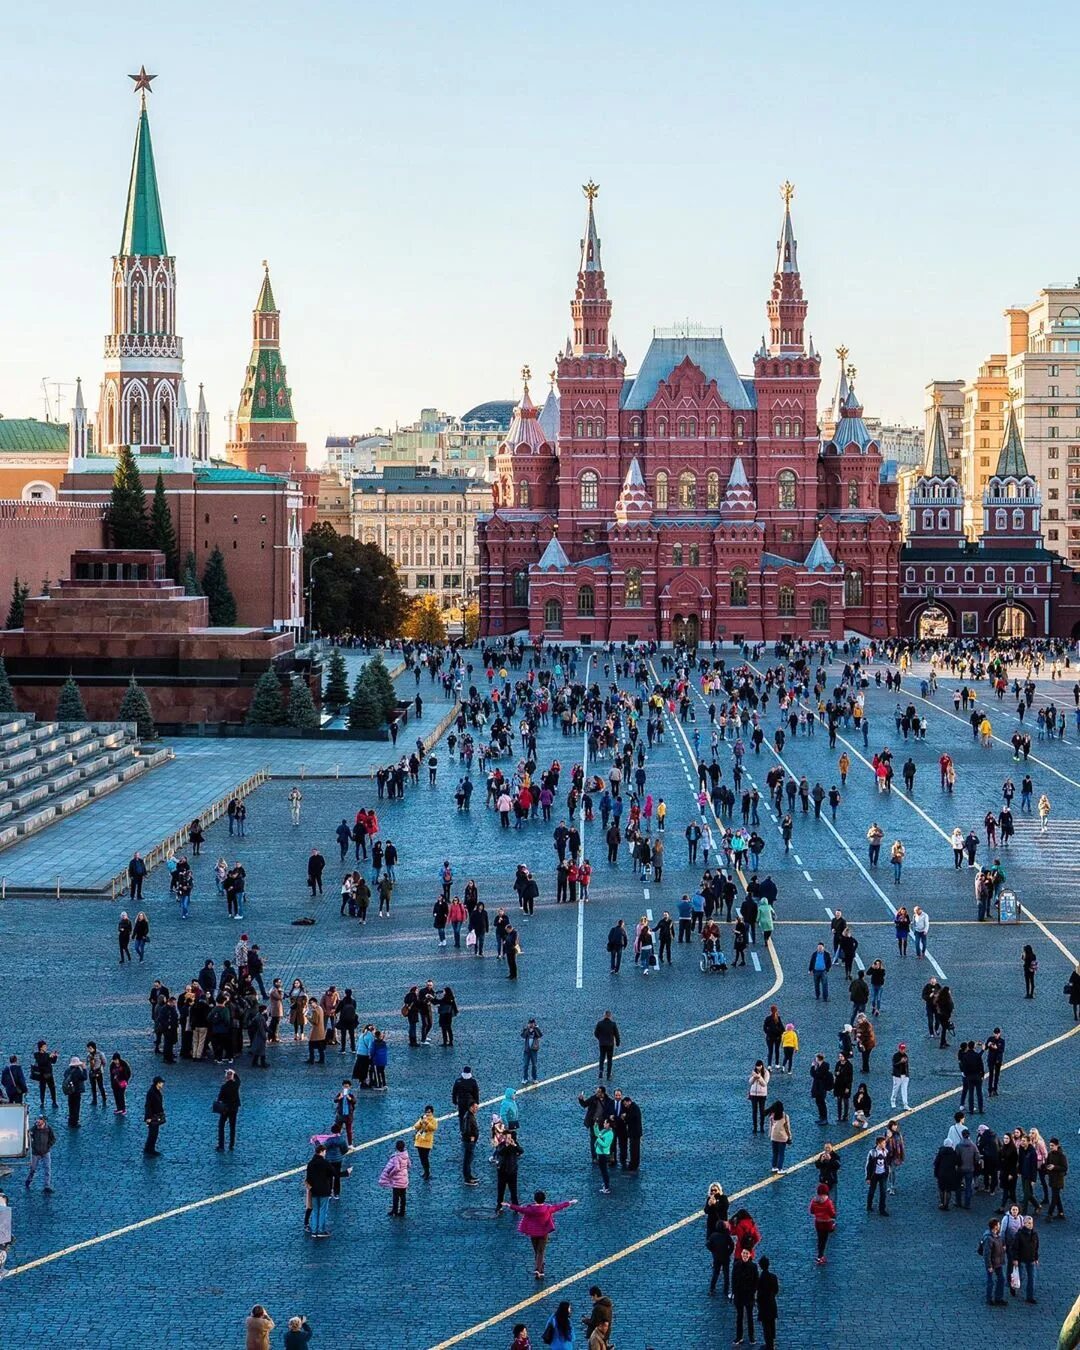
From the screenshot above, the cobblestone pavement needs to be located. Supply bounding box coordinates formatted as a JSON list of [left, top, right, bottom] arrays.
[[0, 649, 1077, 1348]]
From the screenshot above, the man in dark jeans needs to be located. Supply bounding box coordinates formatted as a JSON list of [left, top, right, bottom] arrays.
[[594, 1012, 620, 1080], [865, 1138, 890, 1215], [144, 1076, 165, 1156], [214, 1068, 241, 1150], [462, 1102, 479, 1185]]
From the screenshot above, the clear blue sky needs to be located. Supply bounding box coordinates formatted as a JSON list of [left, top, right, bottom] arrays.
[[2, 2, 1077, 459]]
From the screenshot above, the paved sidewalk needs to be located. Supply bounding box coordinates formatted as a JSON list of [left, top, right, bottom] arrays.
[[0, 669, 456, 893]]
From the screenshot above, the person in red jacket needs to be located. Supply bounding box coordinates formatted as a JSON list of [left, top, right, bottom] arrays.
[[809, 1183, 837, 1264]]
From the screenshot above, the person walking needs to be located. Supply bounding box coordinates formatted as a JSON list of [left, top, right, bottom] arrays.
[[981, 1217, 1007, 1304], [865, 1136, 890, 1215], [809, 1183, 836, 1264], [61, 1056, 87, 1128], [307, 848, 325, 899], [808, 944, 831, 1002], [768, 1101, 792, 1174], [413, 1105, 437, 1180], [506, 1190, 578, 1280], [25, 1115, 56, 1193], [890, 839, 905, 884], [1037, 793, 1051, 833], [890, 1042, 910, 1111], [378, 1139, 410, 1217], [117, 911, 133, 963], [214, 1068, 240, 1151], [143, 1075, 165, 1156], [757, 1255, 779, 1350], [594, 1011, 620, 1080], [607, 921, 628, 973], [912, 906, 930, 959], [1022, 945, 1038, 998], [1045, 1137, 1068, 1219]]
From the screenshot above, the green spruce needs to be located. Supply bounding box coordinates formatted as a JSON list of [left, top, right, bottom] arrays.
[[5, 575, 30, 629], [245, 667, 287, 727], [324, 648, 349, 709], [149, 472, 180, 580], [0, 656, 18, 716], [202, 546, 238, 626], [56, 676, 87, 723], [108, 444, 150, 548], [287, 677, 320, 730], [347, 668, 382, 730], [365, 652, 399, 720], [182, 550, 203, 596], [117, 674, 157, 740]]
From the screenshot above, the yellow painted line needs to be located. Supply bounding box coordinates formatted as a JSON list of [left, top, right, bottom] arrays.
[[4, 942, 783, 1281], [427, 1017, 1080, 1349]]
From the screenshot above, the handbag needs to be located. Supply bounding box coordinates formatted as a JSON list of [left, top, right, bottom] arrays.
[[466, 930, 477, 948], [1009, 1266, 1021, 1292], [212, 1099, 225, 1114]]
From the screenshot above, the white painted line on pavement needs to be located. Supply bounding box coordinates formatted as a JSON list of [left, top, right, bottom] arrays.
[[751, 950, 761, 972]]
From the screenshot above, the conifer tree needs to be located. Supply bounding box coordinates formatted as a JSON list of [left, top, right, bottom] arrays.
[[202, 546, 238, 626], [324, 649, 349, 709], [149, 472, 180, 579], [5, 576, 30, 629], [56, 676, 87, 723], [0, 656, 17, 716], [108, 444, 150, 548], [245, 668, 286, 726], [348, 669, 382, 730], [182, 551, 203, 596], [287, 678, 320, 730], [365, 652, 399, 720], [117, 674, 157, 740]]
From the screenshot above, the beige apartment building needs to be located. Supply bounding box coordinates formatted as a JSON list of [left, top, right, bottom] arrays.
[[961, 355, 1008, 532], [924, 379, 964, 480], [1003, 283, 1080, 563], [353, 465, 491, 605]]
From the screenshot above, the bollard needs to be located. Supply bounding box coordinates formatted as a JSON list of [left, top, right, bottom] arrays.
[[56, 875, 61, 899]]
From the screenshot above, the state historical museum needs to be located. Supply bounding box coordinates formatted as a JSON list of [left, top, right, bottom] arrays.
[[477, 185, 901, 644]]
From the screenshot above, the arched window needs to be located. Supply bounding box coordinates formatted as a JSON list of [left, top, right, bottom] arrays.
[[21, 480, 56, 502], [778, 470, 796, 510], [688, 418, 697, 436], [1005, 567, 1015, 583], [773, 419, 782, 436], [577, 584, 595, 617], [708, 418, 718, 437], [922, 510, 933, 530], [625, 567, 642, 607], [810, 598, 829, 629], [580, 471, 599, 509], [793, 419, 801, 436], [778, 585, 796, 616], [657, 417, 667, 437], [995, 509, 1007, 530], [783, 419, 792, 437], [130, 276, 145, 332], [512, 570, 529, 605], [985, 568, 996, 583], [706, 471, 720, 508], [945, 568, 955, 582], [678, 419, 687, 437], [926, 568, 936, 581], [965, 567, 975, 582], [673, 544, 683, 566], [905, 568, 915, 582], [730, 567, 748, 607], [844, 569, 864, 606], [585, 419, 594, 438], [678, 472, 697, 509], [1025, 567, 1035, 582], [848, 480, 859, 508], [735, 418, 745, 438], [938, 510, 950, 529], [655, 471, 669, 509], [630, 417, 642, 437], [689, 545, 700, 566], [543, 598, 562, 631], [576, 418, 584, 436], [518, 479, 530, 507], [1012, 509, 1024, 529]]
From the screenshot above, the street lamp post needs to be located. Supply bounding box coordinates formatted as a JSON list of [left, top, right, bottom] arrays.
[[307, 551, 333, 642]]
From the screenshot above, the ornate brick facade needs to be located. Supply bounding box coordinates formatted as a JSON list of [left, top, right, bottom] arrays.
[[478, 185, 901, 644]]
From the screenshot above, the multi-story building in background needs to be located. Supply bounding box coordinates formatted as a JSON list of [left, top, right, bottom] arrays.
[[315, 471, 352, 533], [353, 464, 490, 606], [324, 433, 388, 477], [960, 354, 1008, 531], [375, 404, 511, 477], [874, 422, 924, 468], [924, 379, 964, 479], [1003, 283, 1080, 564]]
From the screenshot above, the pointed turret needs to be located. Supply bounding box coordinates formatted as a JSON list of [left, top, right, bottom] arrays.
[[804, 533, 838, 572], [195, 383, 209, 460], [536, 531, 571, 572], [256, 262, 277, 315], [924, 403, 952, 478], [503, 370, 548, 454], [996, 404, 1029, 479], [614, 457, 652, 524], [120, 104, 167, 257], [570, 181, 612, 357], [68, 377, 89, 462], [828, 346, 850, 427], [175, 379, 191, 460], [766, 182, 808, 356], [720, 456, 755, 517], [538, 373, 560, 445]]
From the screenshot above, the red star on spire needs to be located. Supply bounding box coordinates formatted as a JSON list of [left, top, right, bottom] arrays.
[[128, 66, 157, 94]]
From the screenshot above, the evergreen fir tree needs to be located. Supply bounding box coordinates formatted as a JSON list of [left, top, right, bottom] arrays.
[[287, 678, 320, 730], [348, 669, 382, 730], [149, 472, 180, 580], [202, 547, 238, 625], [245, 668, 287, 726], [5, 575, 30, 629], [324, 649, 349, 709], [182, 550, 203, 596], [56, 676, 87, 723], [117, 674, 157, 740], [0, 656, 18, 716], [108, 444, 150, 548], [365, 652, 399, 720]]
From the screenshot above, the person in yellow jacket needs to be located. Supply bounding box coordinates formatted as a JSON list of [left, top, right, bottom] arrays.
[[413, 1104, 438, 1179], [979, 716, 993, 747], [781, 1023, 799, 1075], [656, 798, 667, 831]]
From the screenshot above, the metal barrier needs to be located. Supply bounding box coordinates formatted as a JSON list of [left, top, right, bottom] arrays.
[[105, 767, 270, 901]]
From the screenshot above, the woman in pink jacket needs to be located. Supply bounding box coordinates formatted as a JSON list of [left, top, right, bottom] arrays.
[[506, 1189, 578, 1278], [378, 1139, 410, 1217]]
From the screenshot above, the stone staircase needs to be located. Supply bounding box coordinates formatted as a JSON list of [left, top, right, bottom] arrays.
[[0, 715, 171, 850]]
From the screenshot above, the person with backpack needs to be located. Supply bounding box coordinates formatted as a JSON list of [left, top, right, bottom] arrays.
[[61, 1056, 88, 1128]]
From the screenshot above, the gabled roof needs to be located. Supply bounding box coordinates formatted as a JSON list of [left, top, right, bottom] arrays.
[[535, 534, 570, 571], [120, 106, 167, 256], [996, 406, 1029, 478], [805, 534, 840, 572], [623, 336, 753, 411]]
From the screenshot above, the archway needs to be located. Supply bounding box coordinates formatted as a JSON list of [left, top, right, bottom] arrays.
[[673, 613, 700, 647], [916, 605, 951, 639], [993, 604, 1029, 639]]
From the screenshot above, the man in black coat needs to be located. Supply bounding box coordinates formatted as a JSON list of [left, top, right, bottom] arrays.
[[577, 1085, 609, 1160], [594, 1012, 621, 1079], [731, 1247, 759, 1343], [214, 1068, 241, 1150], [451, 1067, 480, 1130], [306, 1143, 334, 1236], [757, 1256, 780, 1349], [620, 1094, 643, 1171], [144, 1076, 165, 1156], [307, 848, 325, 898], [606, 921, 628, 973]]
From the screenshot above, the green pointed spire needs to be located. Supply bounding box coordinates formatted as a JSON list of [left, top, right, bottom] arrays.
[[256, 263, 277, 313], [996, 405, 1029, 479], [924, 406, 951, 478], [120, 105, 167, 256]]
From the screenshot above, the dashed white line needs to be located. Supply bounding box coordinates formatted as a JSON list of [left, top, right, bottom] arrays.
[[751, 950, 762, 972]]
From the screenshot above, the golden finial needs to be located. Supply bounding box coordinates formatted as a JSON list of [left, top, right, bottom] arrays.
[[932, 388, 943, 408], [1008, 386, 1022, 407], [582, 180, 600, 202], [781, 180, 795, 207], [835, 345, 849, 366], [521, 364, 531, 387], [548, 370, 557, 388], [262, 258, 268, 272], [847, 364, 857, 383]]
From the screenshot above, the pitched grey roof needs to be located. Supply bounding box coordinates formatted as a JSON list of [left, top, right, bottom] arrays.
[[805, 534, 840, 572], [538, 386, 560, 443], [536, 534, 570, 571], [924, 407, 952, 477], [622, 336, 754, 411], [577, 553, 612, 570], [996, 407, 1029, 478]]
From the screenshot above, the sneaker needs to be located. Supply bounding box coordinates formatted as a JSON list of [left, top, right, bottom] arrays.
[[599, 1186, 611, 1194], [43, 1187, 55, 1194]]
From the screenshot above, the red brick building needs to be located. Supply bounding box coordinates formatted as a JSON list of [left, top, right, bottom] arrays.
[[59, 78, 303, 631], [478, 184, 901, 644], [899, 404, 1080, 640]]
